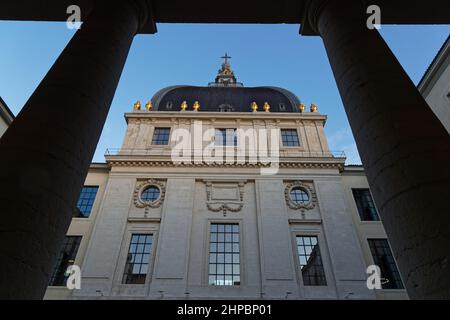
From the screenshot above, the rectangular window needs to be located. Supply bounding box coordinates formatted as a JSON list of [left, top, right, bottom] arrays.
[[208, 223, 240, 286], [352, 189, 380, 221], [296, 235, 327, 286], [281, 129, 300, 147], [368, 239, 404, 289], [49, 236, 82, 286], [122, 234, 153, 284], [215, 128, 237, 146], [151, 127, 171, 145], [74, 186, 99, 218]]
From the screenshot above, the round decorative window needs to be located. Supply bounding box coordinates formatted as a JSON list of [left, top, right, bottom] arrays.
[[140, 186, 160, 203], [290, 187, 310, 205]]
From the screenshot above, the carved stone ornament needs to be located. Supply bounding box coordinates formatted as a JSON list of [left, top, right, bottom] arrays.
[[284, 181, 316, 211], [133, 179, 166, 208], [205, 181, 246, 217]]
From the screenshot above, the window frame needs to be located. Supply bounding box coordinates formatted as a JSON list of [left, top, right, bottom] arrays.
[[294, 234, 328, 287], [114, 228, 159, 289], [74, 185, 99, 219], [280, 128, 301, 148], [140, 185, 161, 203], [290, 228, 333, 291], [206, 220, 243, 287], [151, 127, 171, 146], [48, 235, 82, 287], [121, 233, 155, 285], [352, 188, 380, 222], [367, 238, 404, 290], [290, 186, 311, 206], [214, 128, 238, 147]]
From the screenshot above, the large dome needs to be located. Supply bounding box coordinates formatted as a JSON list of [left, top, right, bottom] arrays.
[[150, 55, 302, 113], [151, 85, 302, 113]]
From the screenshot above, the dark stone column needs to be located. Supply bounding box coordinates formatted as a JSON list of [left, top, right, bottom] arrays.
[[303, 0, 450, 299], [0, 1, 152, 299]]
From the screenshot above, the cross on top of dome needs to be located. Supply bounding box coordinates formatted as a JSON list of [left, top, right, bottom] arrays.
[[210, 53, 242, 87]]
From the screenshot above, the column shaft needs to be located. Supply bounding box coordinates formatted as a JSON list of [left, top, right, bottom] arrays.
[[0, 2, 146, 299], [308, 0, 450, 298]]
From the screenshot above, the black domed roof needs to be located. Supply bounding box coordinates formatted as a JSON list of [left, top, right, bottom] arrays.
[[151, 85, 301, 113], [150, 55, 302, 113]]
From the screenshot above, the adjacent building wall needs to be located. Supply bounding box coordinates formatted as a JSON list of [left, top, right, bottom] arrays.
[[418, 36, 450, 133], [0, 97, 14, 138], [44, 164, 110, 299], [341, 166, 409, 300]]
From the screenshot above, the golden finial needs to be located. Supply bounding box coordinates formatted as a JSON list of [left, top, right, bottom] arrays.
[[193, 101, 200, 111], [145, 101, 153, 111], [310, 103, 318, 113], [299, 103, 306, 113], [263, 102, 270, 112], [251, 102, 258, 112], [133, 101, 141, 111], [180, 101, 188, 111]]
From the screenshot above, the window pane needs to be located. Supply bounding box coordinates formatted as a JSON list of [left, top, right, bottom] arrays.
[[141, 186, 160, 202], [281, 129, 300, 147], [352, 189, 380, 221], [215, 128, 237, 146], [152, 128, 171, 145], [296, 236, 327, 286], [208, 223, 240, 286], [368, 239, 404, 289], [122, 234, 153, 284], [290, 187, 310, 205], [49, 236, 82, 286], [74, 186, 99, 218]]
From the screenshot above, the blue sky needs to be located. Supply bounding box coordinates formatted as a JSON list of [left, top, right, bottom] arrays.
[[0, 22, 448, 164]]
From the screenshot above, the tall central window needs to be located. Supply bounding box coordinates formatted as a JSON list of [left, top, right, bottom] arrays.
[[296, 235, 327, 286], [152, 128, 171, 145], [215, 128, 237, 146], [208, 223, 240, 286], [122, 234, 153, 284]]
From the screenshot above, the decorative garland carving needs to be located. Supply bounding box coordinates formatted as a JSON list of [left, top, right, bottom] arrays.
[[284, 181, 316, 211], [205, 181, 246, 217], [133, 179, 166, 208]]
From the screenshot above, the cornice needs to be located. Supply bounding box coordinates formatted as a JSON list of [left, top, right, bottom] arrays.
[[105, 158, 345, 172], [124, 111, 327, 124]]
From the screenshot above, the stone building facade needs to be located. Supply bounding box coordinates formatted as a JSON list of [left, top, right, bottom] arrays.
[[44, 60, 408, 300]]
